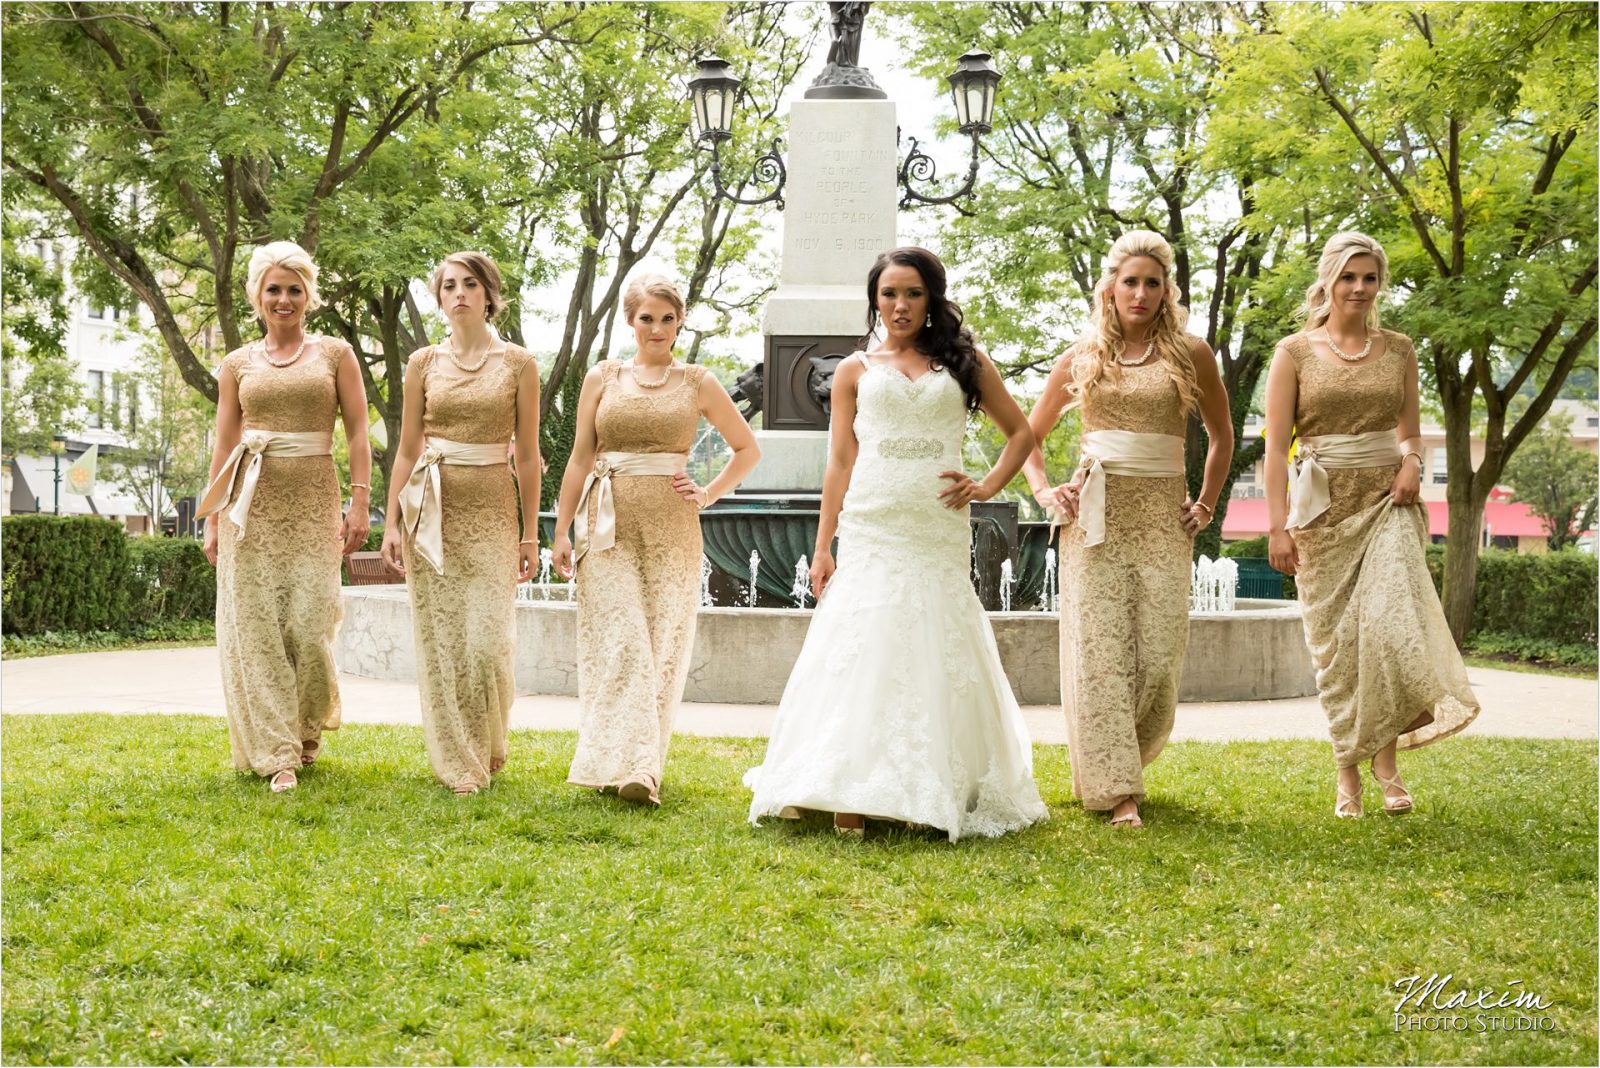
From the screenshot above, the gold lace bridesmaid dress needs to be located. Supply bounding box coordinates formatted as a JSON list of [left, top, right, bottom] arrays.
[[1286, 331, 1478, 766], [216, 340, 347, 776], [402, 345, 533, 792], [1057, 359, 1190, 811], [566, 361, 708, 804]]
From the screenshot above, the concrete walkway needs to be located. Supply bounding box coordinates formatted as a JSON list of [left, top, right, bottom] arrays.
[[3, 645, 1594, 741]]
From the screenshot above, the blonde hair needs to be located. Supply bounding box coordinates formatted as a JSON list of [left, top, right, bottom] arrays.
[[430, 251, 506, 320], [622, 274, 686, 323], [246, 241, 322, 321], [1301, 231, 1388, 331], [1069, 230, 1200, 415]]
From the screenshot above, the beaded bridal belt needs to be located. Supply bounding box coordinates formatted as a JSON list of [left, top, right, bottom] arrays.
[[874, 437, 946, 460]]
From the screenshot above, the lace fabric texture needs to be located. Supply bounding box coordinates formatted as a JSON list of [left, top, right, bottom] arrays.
[[216, 341, 347, 776], [1285, 333, 1479, 765], [566, 362, 708, 802], [1056, 358, 1190, 810], [401, 346, 531, 791], [745, 359, 1048, 841]]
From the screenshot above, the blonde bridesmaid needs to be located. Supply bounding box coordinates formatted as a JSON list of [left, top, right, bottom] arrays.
[[1264, 232, 1478, 818], [380, 252, 540, 795], [549, 275, 759, 807], [1023, 231, 1233, 828], [200, 241, 372, 793]]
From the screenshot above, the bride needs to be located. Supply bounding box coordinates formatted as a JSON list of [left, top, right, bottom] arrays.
[[744, 247, 1049, 840]]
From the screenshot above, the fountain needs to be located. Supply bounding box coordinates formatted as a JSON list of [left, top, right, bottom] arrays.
[[334, 6, 1316, 707]]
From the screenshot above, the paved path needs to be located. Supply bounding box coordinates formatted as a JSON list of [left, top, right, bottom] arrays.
[[3, 646, 1594, 741]]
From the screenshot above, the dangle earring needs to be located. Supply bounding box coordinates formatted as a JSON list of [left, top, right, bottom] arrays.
[[924, 314, 932, 328]]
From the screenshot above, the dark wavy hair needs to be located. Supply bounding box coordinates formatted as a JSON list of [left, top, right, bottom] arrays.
[[863, 246, 983, 411]]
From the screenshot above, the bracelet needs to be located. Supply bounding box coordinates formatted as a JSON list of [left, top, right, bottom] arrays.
[[350, 482, 370, 492], [518, 538, 535, 545], [1193, 500, 1214, 516], [1401, 451, 1423, 470]]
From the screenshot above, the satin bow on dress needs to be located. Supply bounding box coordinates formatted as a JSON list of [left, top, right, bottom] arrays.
[[1286, 429, 1401, 530], [572, 451, 691, 564], [1067, 429, 1186, 547], [197, 429, 333, 538], [397, 437, 510, 574]]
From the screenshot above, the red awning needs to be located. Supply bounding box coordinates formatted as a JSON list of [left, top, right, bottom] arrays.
[[1221, 496, 1567, 539]]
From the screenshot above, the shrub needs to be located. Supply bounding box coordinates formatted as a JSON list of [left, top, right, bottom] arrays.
[[125, 536, 216, 626], [1, 515, 130, 634], [1465, 631, 1598, 669], [1468, 549, 1598, 646]]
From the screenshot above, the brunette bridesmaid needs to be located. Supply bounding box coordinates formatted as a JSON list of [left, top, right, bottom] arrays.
[[380, 252, 541, 795]]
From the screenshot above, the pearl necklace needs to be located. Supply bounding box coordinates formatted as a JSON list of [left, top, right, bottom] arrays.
[[258, 334, 308, 368], [630, 361, 675, 388], [444, 335, 492, 373], [1115, 342, 1153, 366], [1323, 328, 1373, 362]]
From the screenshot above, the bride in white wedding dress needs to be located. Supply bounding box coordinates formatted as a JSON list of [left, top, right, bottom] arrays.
[[744, 247, 1048, 841]]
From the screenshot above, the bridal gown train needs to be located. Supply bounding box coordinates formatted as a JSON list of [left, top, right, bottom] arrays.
[[744, 353, 1048, 841]]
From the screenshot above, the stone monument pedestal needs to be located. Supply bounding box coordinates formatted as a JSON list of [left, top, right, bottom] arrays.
[[745, 98, 898, 493]]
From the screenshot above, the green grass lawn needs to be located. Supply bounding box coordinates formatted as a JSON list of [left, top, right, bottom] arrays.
[[3, 715, 1595, 1066]]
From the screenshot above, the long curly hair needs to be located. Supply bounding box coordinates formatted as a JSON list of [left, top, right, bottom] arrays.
[[1069, 230, 1200, 416], [1299, 231, 1388, 332], [863, 247, 983, 411]]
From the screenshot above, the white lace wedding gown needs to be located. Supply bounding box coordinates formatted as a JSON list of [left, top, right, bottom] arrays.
[[744, 353, 1048, 841]]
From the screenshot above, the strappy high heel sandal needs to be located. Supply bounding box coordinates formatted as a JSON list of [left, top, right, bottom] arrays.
[[1334, 781, 1363, 819], [1109, 800, 1143, 829], [270, 769, 297, 793], [1370, 765, 1413, 815]]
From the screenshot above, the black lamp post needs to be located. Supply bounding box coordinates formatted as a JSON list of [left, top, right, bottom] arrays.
[[688, 55, 788, 208], [897, 50, 1002, 210], [50, 433, 66, 514], [689, 48, 1000, 213]]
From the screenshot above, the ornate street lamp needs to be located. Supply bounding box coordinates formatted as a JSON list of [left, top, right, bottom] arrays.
[[688, 55, 788, 208], [50, 432, 67, 514], [898, 49, 1002, 210]]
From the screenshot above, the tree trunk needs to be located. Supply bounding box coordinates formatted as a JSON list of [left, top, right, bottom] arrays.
[[1441, 475, 1492, 643]]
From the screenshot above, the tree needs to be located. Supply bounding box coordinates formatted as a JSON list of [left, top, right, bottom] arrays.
[[887, 1, 1294, 559], [104, 338, 214, 529], [1, 1, 578, 480], [1504, 411, 1598, 552], [1, 196, 82, 455], [1218, 2, 1599, 640]]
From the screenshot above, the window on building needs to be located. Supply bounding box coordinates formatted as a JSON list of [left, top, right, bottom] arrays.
[[1431, 448, 1448, 485], [127, 382, 139, 435], [87, 370, 105, 428], [86, 304, 104, 320], [1235, 463, 1257, 484], [110, 376, 122, 431], [1587, 416, 1598, 429]]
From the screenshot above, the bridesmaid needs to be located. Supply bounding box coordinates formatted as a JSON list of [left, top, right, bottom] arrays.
[[549, 274, 759, 807], [200, 240, 372, 793], [1264, 232, 1477, 818], [380, 251, 541, 795], [1023, 230, 1232, 828]]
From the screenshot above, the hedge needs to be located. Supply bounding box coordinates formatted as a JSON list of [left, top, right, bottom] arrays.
[[1425, 545, 1597, 646], [2, 515, 214, 636], [2, 515, 131, 635], [125, 536, 216, 627]]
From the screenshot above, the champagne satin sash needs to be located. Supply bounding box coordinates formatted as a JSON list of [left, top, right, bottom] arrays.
[[1073, 429, 1186, 548], [399, 437, 510, 574], [1287, 429, 1401, 530], [196, 429, 333, 539], [574, 451, 689, 564]]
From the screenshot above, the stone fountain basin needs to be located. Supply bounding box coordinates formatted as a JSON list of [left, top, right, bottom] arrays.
[[337, 588, 1316, 705]]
